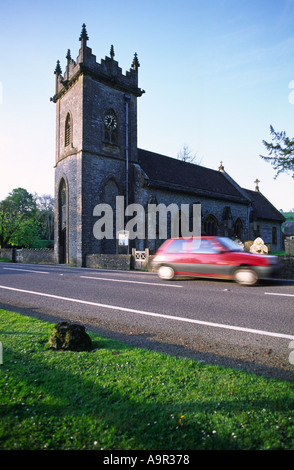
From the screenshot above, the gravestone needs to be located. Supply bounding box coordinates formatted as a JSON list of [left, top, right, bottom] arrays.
[[249, 237, 268, 254]]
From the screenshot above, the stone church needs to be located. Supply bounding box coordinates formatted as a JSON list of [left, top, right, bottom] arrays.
[[52, 24, 284, 267]]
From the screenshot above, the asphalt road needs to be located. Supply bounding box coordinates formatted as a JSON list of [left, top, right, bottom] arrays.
[[0, 262, 293, 381]]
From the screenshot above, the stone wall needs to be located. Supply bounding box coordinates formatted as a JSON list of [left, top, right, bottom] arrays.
[[21, 249, 55, 265], [86, 254, 132, 270], [0, 248, 13, 261], [0, 248, 55, 265], [277, 256, 294, 279], [285, 239, 294, 256]]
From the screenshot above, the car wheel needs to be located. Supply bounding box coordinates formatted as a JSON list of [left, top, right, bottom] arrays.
[[234, 267, 258, 286], [158, 265, 175, 280]]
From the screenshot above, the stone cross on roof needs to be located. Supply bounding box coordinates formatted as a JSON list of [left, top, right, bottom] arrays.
[[254, 178, 260, 192]]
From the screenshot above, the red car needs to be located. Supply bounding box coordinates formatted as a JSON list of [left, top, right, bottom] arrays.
[[152, 237, 280, 286]]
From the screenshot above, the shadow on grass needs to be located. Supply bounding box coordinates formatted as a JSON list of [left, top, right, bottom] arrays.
[[1, 346, 292, 450], [1, 315, 294, 450]]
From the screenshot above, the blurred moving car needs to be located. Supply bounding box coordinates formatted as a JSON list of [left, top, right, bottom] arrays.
[[152, 237, 280, 286]]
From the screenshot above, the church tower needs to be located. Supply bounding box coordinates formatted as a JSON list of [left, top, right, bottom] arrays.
[[51, 24, 144, 266]]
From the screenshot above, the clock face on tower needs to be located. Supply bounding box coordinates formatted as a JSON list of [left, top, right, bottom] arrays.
[[104, 113, 117, 130], [104, 110, 118, 146]]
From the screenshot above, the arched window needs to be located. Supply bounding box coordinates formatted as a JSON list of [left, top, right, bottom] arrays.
[[65, 113, 72, 147], [104, 110, 118, 145], [204, 215, 218, 236], [234, 218, 243, 239]]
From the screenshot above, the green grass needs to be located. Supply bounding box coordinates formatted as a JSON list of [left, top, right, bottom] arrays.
[[0, 310, 293, 450]]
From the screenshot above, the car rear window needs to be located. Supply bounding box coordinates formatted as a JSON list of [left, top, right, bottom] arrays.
[[218, 237, 243, 252], [165, 238, 219, 254], [166, 239, 186, 252]]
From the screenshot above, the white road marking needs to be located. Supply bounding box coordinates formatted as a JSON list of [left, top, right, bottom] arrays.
[[80, 275, 182, 288], [3, 267, 49, 274], [264, 292, 294, 298], [0, 284, 293, 340]]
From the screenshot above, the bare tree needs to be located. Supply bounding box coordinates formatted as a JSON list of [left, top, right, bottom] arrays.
[[177, 144, 201, 164], [37, 195, 54, 241]]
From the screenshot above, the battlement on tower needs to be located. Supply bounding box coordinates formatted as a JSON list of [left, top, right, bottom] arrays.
[[51, 24, 144, 102]]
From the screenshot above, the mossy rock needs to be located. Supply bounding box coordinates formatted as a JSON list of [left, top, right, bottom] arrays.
[[48, 321, 92, 351]]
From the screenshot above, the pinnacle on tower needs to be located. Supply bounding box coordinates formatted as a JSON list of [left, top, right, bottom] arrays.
[[79, 23, 89, 43], [54, 60, 62, 76], [54, 60, 63, 94], [110, 45, 115, 60], [66, 49, 72, 61], [132, 53, 140, 70], [78, 24, 89, 63]]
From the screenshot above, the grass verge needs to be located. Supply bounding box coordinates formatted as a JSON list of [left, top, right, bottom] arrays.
[[0, 309, 293, 450]]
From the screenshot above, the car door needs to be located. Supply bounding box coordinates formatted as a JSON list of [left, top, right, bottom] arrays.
[[188, 238, 229, 278], [163, 239, 192, 274]]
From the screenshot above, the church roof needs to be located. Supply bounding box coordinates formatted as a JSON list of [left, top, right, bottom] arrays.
[[138, 149, 284, 223], [138, 149, 249, 203], [243, 189, 285, 222]]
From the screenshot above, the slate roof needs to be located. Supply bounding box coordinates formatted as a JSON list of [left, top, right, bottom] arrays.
[[138, 149, 285, 224], [138, 149, 248, 203], [243, 189, 285, 222]]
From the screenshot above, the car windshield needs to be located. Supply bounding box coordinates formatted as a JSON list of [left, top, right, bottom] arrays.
[[218, 237, 244, 252]]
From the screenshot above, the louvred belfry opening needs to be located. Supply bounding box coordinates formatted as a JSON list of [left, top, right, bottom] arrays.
[[65, 113, 71, 147]]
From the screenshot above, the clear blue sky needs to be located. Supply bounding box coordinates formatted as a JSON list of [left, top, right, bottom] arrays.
[[1, 0, 294, 211]]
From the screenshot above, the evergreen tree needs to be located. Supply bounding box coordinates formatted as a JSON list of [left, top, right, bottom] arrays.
[[261, 125, 294, 179]]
